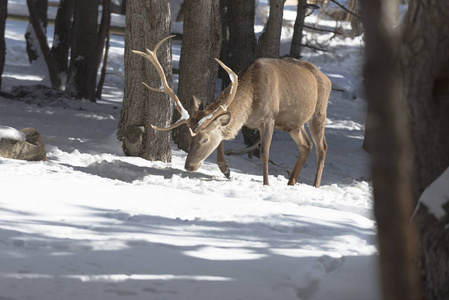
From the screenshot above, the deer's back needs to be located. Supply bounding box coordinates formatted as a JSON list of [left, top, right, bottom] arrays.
[[242, 58, 330, 131]]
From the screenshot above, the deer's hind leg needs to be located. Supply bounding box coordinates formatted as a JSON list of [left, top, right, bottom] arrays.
[[288, 126, 313, 186], [308, 114, 328, 188], [260, 120, 275, 185]]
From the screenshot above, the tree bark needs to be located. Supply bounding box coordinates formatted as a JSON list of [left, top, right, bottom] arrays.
[[359, 1, 421, 300], [25, 0, 47, 64], [227, 0, 259, 152], [219, 0, 231, 90], [256, 0, 285, 59], [290, 0, 307, 58], [26, 0, 62, 89], [173, 0, 221, 152], [66, 0, 98, 101], [117, 0, 173, 162], [0, 0, 7, 89], [51, 0, 74, 74], [228, 0, 256, 72], [363, 0, 399, 152], [97, 0, 110, 70], [401, 0, 449, 199], [400, 0, 449, 298]]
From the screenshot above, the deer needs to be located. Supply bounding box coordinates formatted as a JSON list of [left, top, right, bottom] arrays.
[[133, 36, 331, 186]]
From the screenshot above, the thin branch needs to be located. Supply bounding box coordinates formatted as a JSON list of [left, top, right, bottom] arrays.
[[328, 0, 360, 18], [304, 25, 343, 35], [301, 43, 328, 52]]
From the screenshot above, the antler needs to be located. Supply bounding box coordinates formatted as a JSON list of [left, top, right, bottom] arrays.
[[132, 35, 194, 135], [194, 58, 238, 133]]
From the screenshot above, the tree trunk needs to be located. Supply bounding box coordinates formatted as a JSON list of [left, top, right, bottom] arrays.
[[95, 0, 111, 99], [173, 0, 221, 152], [26, 0, 62, 89], [227, 0, 260, 152], [66, 0, 98, 101], [117, 0, 173, 162], [363, 0, 399, 152], [290, 0, 307, 58], [400, 0, 449, 298], [96, 28, 109, 99], [219, 0, 230, 90], [51, 0, 74, 74], [25, 0, 47, 64], [97, 0, 110, 70], [228, 0, 256, 72], [0, 0, 7, 90], [359, 1, 421, 300], [256, 0, 285, 59]]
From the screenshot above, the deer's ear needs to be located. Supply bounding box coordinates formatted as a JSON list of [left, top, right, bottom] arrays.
[[192, 95, 202, 112], [216, 112, 231, 126]]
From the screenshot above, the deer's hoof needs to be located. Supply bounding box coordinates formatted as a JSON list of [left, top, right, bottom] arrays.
[[223, 168, 231, 179]]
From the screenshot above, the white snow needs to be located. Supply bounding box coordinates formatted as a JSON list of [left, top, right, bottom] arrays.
[[196, 106, 221, 131], [0, 2, 380, 300], [179, 104, 190, 121], [229, 73, 236, 94], [0, 125, 26, 142], [418, 167, 449, 219]]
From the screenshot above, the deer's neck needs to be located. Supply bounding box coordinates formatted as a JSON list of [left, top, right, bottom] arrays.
[[221, 84, 253, 140]]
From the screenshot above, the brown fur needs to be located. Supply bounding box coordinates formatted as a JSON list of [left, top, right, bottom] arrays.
[[186, 57, 332, 186]]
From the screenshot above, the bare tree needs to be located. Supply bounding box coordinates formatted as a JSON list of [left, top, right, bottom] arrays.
[[400, 0, 449, 298], [25, 0, 47, 63], [66, 0, 98, 101], [227, 0, 259, 152], [256, 0, 286, 59], [0, 0, 7, 89], [96, 0, 111, 98], [227, 0, 257, 72], [51, 0, 74, 74], [26, 0, 62, 89], [117, 0, 173, 162], [290, 0, 307, 58], [359, 0, 421, 299], [173, 0, 222, 152]]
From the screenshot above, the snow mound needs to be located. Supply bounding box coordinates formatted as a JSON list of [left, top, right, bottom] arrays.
[[0, 125, 26, 141]]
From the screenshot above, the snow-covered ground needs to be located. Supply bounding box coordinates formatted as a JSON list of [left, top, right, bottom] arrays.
[[0, 2, 379, 300]]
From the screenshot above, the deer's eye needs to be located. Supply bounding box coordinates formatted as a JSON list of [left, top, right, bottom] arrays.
[[201, 138, 209, 144]]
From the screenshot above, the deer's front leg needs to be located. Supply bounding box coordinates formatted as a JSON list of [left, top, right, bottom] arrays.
[[259, 121, 275, 185], [217, 141, 230, 178]]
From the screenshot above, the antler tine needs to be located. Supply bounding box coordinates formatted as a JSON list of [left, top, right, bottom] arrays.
[[215, 58, 238, 108], [194, 58, 238, 133], [132, 35, 192, 133]]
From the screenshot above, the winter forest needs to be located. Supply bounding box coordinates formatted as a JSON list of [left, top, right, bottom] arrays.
[[0, 0, 448, 299]]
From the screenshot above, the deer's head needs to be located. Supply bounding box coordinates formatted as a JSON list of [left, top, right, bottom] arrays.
[[133, 35, 238, 172]]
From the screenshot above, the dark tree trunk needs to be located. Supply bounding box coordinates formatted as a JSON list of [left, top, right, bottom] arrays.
[[96, 29, 110, 99], [25, 0, 47, 63], [173, 0, 222, 152], [359, 1, 421, 300], [51, 0, 74, 74], [227, 0, 259, 152], [97, 0, 110, 70], [0, 0, 7, 90], [67, 0, 98, 101], [400, 0, 449, 298], [96, 0, 111, 98], [117, 0, 173, 162], [290, 0, 307, 58], [26, 0, 62, 89], [256, 0, 285, 59], [120, 0, 126, 15], [219, 0, 231, 90], [228, 0, 256, 72]]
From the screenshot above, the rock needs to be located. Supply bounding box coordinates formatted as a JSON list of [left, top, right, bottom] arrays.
[[0, 127, 47, 161]]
